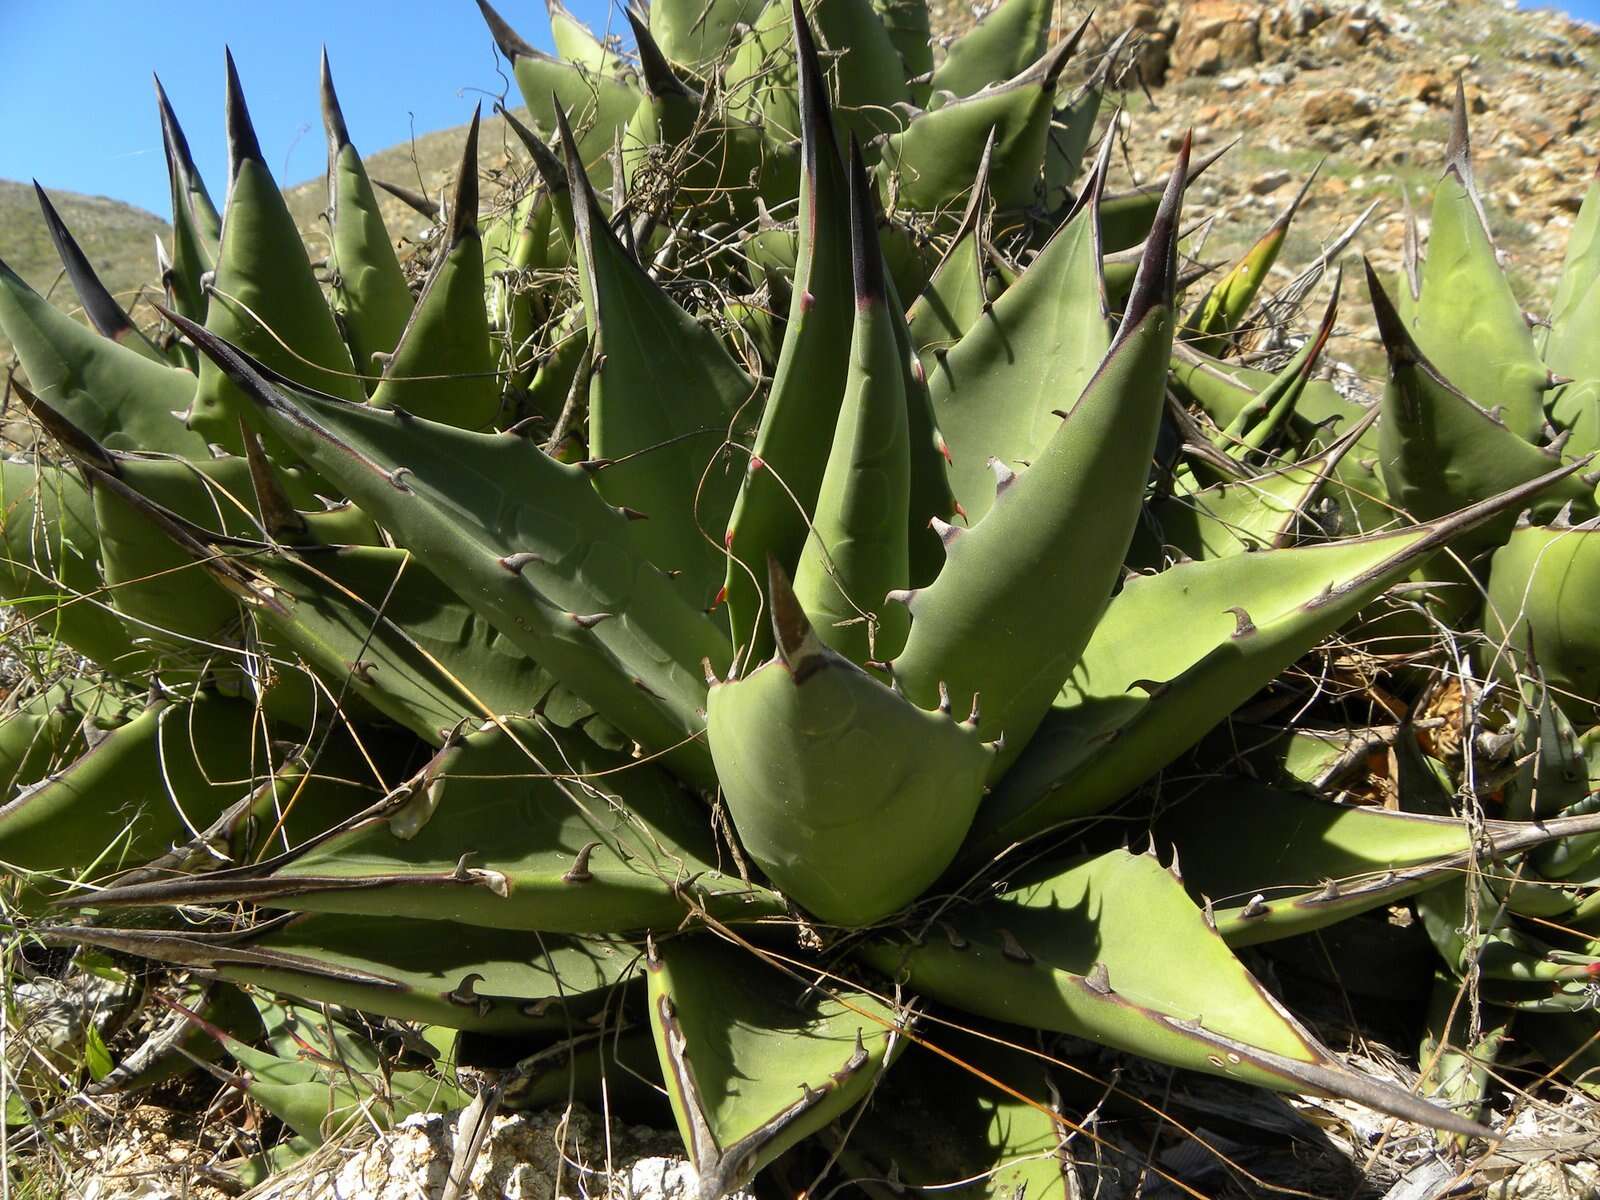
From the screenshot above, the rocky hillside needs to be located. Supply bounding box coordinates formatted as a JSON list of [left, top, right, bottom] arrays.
[[0, 181, 170, 360], [1078, 0, 1598, 369]]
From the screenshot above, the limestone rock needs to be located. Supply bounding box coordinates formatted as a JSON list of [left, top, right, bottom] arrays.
[[250, 1107, 757, 1200], [1171, 0, 1263, 77]]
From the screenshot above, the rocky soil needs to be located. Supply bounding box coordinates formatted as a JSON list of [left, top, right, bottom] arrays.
[[1076, 0, 1599, 371]]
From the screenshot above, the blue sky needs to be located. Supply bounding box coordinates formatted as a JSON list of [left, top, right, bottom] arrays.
[[2, 0, 1597, 218], [1, 0, 615, 217]]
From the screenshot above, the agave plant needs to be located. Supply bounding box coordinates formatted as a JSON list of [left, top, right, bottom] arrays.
[[3, 0, 1599, 1193]]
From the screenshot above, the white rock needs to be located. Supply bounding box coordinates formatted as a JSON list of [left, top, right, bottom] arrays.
[[250, 1107, 758, 1200]]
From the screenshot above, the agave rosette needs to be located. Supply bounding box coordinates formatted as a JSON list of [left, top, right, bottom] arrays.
[[3, 0, 1600, 1191]]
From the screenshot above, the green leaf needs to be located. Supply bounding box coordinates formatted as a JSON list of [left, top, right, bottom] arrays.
[[546, 0, 620, 72], [646, 936, 900, 1194], [792, 140, 912, 664], [1410, 86, 1548, 441], [476, 0, 639, 189], [1419, 971, 1507, 1148], [891, 144, 1183, 772], [904, 139, 995, 376], [976, 462, 1594, 850], [1545, 165, 1600, 382], [926, 140, 1109, 524], [0, 693, 266, 900], [368, 112, 498, 430], [85, 717, 779, 933], [621, 12, 790, 225], [562, 104, 758, 612], [929, 0, 1052, 100], [1368, 262, 1593, 559], [879, 24, 1085, 213], [0, 258, 204, 456], [708, 562, 990, 926], [1168, 342, 1393, 536], [175, 316, 731, 784], [1130, 435, 1359, 570], [90, 458, 254, 669], [724, 0, 911, 147], [222, 1002, 469, 1145], [33, 183, 165, 362], [189, 54, 365, 452], [1483, 517, 1600, 725], [320, 54, 413, 386], [1153, 778, 1600, 945], [83, 1023, 114, 1082], [723, 0, 856, 661], [154, 76, 222, 333], [1181, 173, 1312, 357], [648, 0, 768, 74], [54, 915, 639, 1037], [872, 0, 933, 105], [859, 848, 1488, 1135], [1204, 284, 1338, 465], [0, 682, 137, 801], [0, 458, 146, 671], [245, 544, 554, 743]]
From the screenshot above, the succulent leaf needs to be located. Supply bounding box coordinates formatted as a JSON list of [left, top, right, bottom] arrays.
[[190, 53, 366, 455], [927, 0, 1052, 101], [320, 52, 413, 386], [154, 74, 222, 329], [546, 0, 620, 72], [723, 0, 911, 147], [791, 140, 912, 664], [1369, 261, 1594, 558], [646, 936, 900, 1194], [0, 458, 145, 671], [369, 108, 500, 430], [979, 461, 1596, 848], [562, 103, 759, 612], [0, 257, 204, 456], [1484, 517, 1600, 724], [878, 21, 1087, 213], [0, 682, 138, 801], [1154, 779, 1600, 945], [1182, 171, 1315, 357], [1130, 434, 1358, 568], [891, 140, 1184, 769], [925, 137, 1109, 524], [871, 0, 934, 105], [33, 182, 165, 362], [60, 915, 638, 1036], [83, 717, 778, 932], [476, 0, 640, 188], [1410, 84, 1548, 441], [860, 847, 1490, 1136], [904, 136, 996, 376], [173, 318, 731, 783], [0, 693, 265, 902], [649, 0, 768, 74], [708, 560, 990, 925], [723, 0, 856, 661]]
